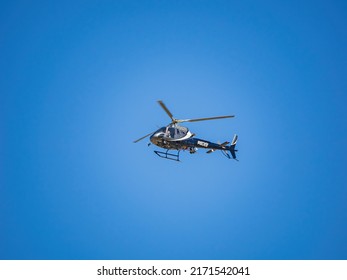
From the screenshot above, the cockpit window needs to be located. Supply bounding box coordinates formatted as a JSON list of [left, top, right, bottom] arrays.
[[156, 127, 166, 133], [168, 127, 175, 138]]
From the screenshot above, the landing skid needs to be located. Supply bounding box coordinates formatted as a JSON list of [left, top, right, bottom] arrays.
[[154, 149, 181, 161]]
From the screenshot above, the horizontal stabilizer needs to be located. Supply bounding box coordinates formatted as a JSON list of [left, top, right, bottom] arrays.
[[220, 141, 230, 147]]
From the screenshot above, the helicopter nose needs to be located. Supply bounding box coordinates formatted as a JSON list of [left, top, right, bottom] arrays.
[[150, 132, 163, 145], [150, 134, 158, 144]]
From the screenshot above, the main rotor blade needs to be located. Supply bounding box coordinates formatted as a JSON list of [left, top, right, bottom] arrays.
[[178, 115, 235, 123], [157, 100, 175, 122], [133, 132, 154, 143]]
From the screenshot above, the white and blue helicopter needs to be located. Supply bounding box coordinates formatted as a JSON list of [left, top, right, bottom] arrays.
[[133, 100, 238, 161]]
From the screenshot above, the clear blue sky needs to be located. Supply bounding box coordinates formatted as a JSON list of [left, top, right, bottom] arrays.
[[1, 0, 346, 259]]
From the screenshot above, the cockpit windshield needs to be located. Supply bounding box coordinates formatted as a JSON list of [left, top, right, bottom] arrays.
[[154, 125, 189, 139]]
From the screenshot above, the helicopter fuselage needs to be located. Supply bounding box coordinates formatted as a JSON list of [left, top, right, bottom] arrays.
[[149, 125, 237, 160], [149, 125, 193, 147], [133, 100, 238, 161]]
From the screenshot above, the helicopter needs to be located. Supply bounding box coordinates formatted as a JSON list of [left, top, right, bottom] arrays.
[[133, 100, 238, 161]]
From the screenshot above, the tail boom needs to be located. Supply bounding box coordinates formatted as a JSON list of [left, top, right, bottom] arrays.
[[184, 134, 238, 160]]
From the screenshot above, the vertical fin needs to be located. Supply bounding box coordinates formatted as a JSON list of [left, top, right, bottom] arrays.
[[229, 134, 238, 160]]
